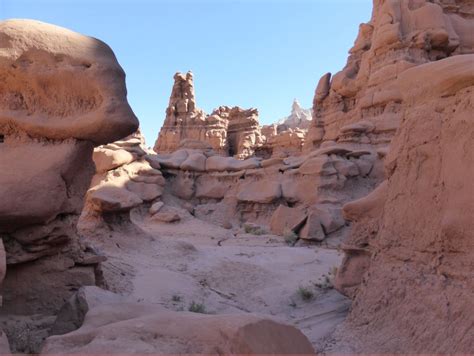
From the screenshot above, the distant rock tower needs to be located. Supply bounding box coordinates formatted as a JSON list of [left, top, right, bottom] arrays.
[[154, 72, 264, 158]]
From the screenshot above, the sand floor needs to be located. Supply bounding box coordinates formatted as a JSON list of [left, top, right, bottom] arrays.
[[95, 212, 351, 351]]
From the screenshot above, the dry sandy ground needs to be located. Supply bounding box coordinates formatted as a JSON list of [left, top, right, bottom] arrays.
[[95, 211, 350, 352]]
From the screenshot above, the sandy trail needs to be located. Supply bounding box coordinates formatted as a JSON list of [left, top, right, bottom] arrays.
[[96, 213, 350, 350]]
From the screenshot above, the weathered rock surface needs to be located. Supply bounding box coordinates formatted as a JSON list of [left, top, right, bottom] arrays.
[[154, 72, 264, 158], [42, 303, 315, 355], [0, 19, 137, 313], [333, 54, 474, 354], [275, 99, 312, 131], [306, 0, 474, 152], [79, 130, 164, 233]]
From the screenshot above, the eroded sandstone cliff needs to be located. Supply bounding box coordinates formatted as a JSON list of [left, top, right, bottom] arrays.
[[0, 19, 138, 316], [154, 71, 264, 158], [334, 54, 474, 354]]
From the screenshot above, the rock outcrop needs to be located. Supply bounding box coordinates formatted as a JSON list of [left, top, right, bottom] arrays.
[[0, 19, 138, 314], [211, 106, 265, 158], [305, 0, 474, 151], [262, 127, 307, 158], [146, 140, 379, 243], [43, 301, 315, 355], [154, 72, 264, 158], [79, 130, 164, 234], [276, 99, 312, 131], [333, 54, 474, 354]]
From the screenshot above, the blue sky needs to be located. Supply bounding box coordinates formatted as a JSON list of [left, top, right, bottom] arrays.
[[1, 0, 373, 145]]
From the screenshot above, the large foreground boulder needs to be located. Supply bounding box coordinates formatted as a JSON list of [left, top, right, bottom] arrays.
[[42, 303, 315, 355], [0, 19, 138, 313]]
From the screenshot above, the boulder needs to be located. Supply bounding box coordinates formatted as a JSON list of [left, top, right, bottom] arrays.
[[180, 152, 207, 171], [126, 181, 163, 201], [298, 156, 337, 176], [89, 185, 143, 212], [269, 205, 307, 235], [237, 180, 281, 204], [154, 150, 189, 169], [149, 201, 164, 215], [299, 213, 325, 241], [93, 148, 135, 173], [151, 207, 181, 223], [310, 205, 345, 234], [51, 286, 124, 335], [332, 157, 359, 177], [0, 19, 138, 144], [41, 303, 315, 355]]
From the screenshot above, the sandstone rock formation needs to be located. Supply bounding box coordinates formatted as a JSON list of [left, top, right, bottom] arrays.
[[79, 130, 165, 234], [4, 0, 470, 353], [0, 19, 138, 314], [43, 301, 315, 354], [145, 141, 378, 244], [262, 127, 307, 158], [211, 106, 265, 158], [154, 71, 264, 158], [333, 54, 474, 354], [305, 0, 474, 152], [276, 99, 312, 131]]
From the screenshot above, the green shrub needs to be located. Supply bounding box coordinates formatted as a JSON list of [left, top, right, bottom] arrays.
[[244, 224, 267, 235], [171, 294, 182, 302], [188, 301, 206, 314], [297, 286, 314, 301], [283, 229, 298, 246]]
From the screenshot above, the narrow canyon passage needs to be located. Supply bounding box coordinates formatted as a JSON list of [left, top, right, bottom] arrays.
[[96, 211, 351, 351]]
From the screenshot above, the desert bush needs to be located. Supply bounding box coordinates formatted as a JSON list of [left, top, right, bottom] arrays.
[[244, 224, 267, 235], [297, 286, 314, 301], [283, 228, 298, 246], [188, 301, 206, 314]]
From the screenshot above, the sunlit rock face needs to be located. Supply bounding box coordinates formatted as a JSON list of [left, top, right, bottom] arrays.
[[305, 0, 474, 151], [154, 71, 264, 159], [0, 19, 138, 314], [334, 53, 474, 354], [276, 99, 312, 131], [316, 0, 474, 353]]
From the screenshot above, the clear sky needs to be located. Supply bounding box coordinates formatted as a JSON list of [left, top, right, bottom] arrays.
[[1, 0, 373, 145]]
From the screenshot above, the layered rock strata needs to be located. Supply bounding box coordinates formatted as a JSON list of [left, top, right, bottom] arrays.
[[0, 19, 138, 313], [79, 130, 165, 234], [276, 99, 312, 131], [154, 72, 264, 158], [306, 0, 474, 151], [333, 54, 474, 353]]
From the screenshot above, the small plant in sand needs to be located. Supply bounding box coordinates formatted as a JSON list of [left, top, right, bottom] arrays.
[[244, 224, 267, 235], [315, 266, 338, 290], [297, 286, 314, 301], [188, 301, 207, 314], [171, 294, 182, 302], [283, 228, 298, 246]]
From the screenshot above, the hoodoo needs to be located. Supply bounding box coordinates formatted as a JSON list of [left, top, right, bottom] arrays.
[[0, 0, 472, 353]]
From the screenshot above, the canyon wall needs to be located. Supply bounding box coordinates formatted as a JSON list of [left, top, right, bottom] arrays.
[[306, 0, 474, 152], [335, 53, 474, 354], [323, 0, 474, 353], [0, 19, 138, 314]]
